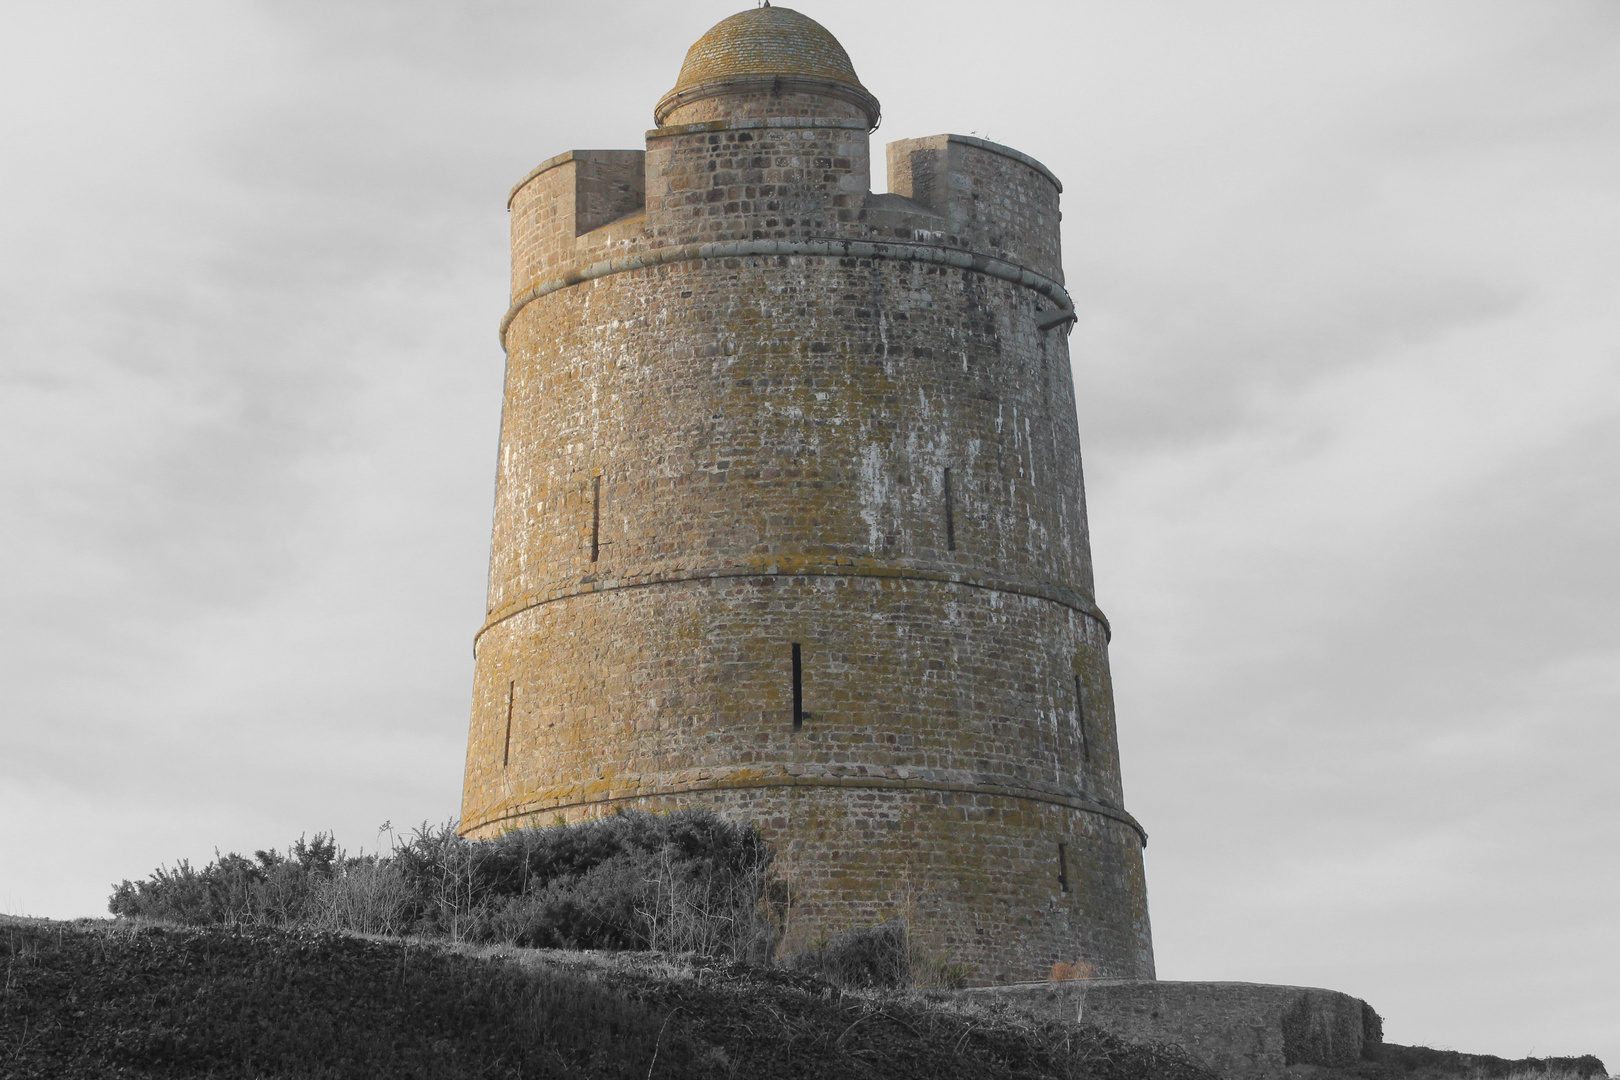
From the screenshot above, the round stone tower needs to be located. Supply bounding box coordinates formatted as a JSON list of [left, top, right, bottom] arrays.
[[461, 5, 1154, 983]]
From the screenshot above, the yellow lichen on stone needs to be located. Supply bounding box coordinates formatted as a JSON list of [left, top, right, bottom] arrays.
[[670, 7, 867, 95]]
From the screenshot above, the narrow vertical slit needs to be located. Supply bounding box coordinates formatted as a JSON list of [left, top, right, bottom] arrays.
[[943, 467, 956, 552], [1058, 841, 1070, 893], [589, 474, 601, 562], [502, 680, 514, 768], [791, 642, 803, 731], [1075, 674, 1091, 763]]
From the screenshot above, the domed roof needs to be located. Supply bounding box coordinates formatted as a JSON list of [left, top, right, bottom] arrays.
[[675, 6, 865, 92], [655, 6, 879, 128]]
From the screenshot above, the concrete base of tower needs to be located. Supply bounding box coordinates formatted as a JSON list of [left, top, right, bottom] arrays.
[[463, 782, 1154, 984]]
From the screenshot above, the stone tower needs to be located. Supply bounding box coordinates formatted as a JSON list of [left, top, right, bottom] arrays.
[[461, 5, 1154, 983]]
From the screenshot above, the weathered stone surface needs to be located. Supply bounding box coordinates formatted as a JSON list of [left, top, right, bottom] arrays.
[[462, 5, 1154, 983], [956, 980, 1375, 1079]]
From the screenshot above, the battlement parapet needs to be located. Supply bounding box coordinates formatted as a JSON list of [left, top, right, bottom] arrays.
[[887, 134, 1064, 282], [508, 149, 646, 296], [507, 130, 1064, 306]]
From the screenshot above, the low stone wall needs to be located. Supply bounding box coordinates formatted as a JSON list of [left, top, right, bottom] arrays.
[[954, 979, 1376, 1080]]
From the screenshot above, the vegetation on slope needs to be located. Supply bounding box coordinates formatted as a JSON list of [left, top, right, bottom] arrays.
[[1347, 1044, 1607, 1080], [107, 809, 775, 959], [60, 813, 1607, 1079], [1, 918, 1218, 1080]]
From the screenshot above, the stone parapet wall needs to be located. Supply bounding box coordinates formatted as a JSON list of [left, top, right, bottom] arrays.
[[506, 130, 1067, 313], [957, 980, 1376, 1079], [508, 150, 647, 295], [886, 134, 1065, 282]]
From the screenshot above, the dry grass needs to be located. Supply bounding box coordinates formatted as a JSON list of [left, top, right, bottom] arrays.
[[106, 809, 776, 958]]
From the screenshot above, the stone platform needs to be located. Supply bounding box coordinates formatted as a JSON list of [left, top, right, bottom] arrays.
[[954, 979, 1379, 1080]]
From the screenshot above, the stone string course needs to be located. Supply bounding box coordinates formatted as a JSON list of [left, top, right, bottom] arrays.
[[461, 7, 1156, 983]]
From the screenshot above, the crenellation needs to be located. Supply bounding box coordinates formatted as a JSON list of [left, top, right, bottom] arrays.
[[886, 133, 1065, 282], [508, 149, 647, 296], [572, 150, 646, 235], [507, 153, 578, 297]]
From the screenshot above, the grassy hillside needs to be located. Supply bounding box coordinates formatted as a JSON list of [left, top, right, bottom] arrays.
[[4, 918, 1607, 1079], [0, 917, 1218, 1080]]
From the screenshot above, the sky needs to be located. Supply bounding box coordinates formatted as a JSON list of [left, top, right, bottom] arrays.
[[2, 0, 1616, 1068]]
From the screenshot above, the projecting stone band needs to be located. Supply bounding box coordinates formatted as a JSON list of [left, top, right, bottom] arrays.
[[498, 238, 1077, 351], [470, 772, 1148, 847], [473, 559, 1111, 650]]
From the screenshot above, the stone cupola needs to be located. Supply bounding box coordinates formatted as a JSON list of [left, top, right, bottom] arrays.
[[653, 5, 881, 129]]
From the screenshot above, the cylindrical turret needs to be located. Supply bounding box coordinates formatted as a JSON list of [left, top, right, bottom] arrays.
[[462, 5, 1154, 983]]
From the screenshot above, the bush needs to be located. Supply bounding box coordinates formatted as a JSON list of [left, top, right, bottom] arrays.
[[784, 917, 911, 990], [1366, 1043, 1608, 1078], [109, 809, 775, 960], [309, 857, 412, 936], [106, 833, 338, 928]]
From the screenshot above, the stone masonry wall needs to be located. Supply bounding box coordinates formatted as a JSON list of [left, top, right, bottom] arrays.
[[644, 117, 872, 243], [887, 134, 1065, 282], [508, 150, 646, 296], [958, 980, 1374, 1079], [468, 577, 1123, 828], [483, 259, 1097, 620]]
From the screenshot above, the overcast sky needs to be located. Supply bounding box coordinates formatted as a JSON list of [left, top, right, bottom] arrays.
[[2, 0, 1616, 1068]]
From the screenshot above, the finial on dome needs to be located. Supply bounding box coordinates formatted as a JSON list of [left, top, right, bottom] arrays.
[[655, 7, 880, 129]]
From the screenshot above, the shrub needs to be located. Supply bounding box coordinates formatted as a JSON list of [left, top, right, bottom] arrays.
[[784, 917, 910, 990], [107, 833, 339, 928], [1369, 1043, 1608, 1078], [108, 809, 774, 961], [309, 856, 412, 936]]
